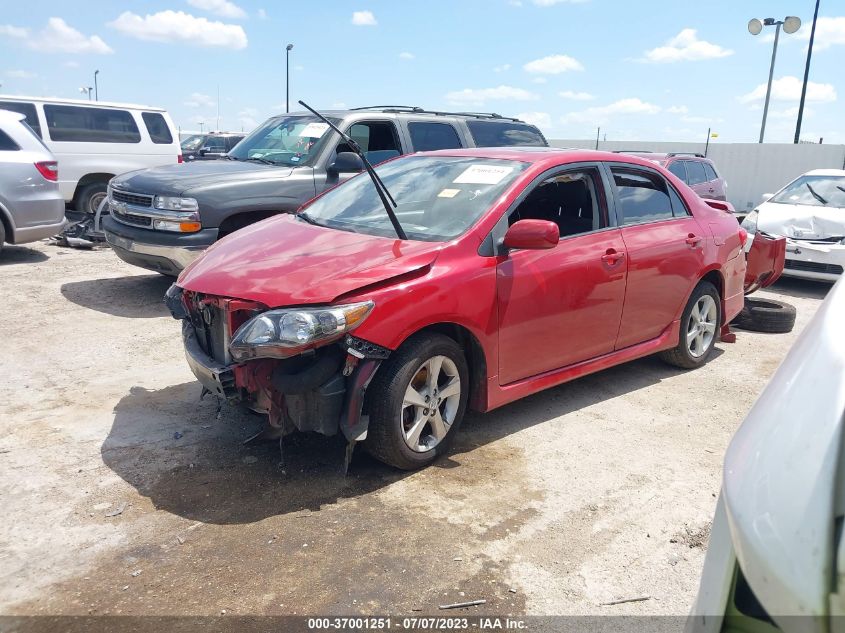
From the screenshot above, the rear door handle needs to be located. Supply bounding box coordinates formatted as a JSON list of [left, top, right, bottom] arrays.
[[685, 234, 703, 247], [601, 248, 625, 265]]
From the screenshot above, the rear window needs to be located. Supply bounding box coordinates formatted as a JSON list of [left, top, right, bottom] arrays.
[[466, 121, 546, 147], [0, 129, 20, 151], [142, 112, 173, 144], [0, 101, 41, 137], [408, 122, 462, 151], [686, 160, 707, 185], [667, 161, 687, 182], [44, 104, 141, 143]]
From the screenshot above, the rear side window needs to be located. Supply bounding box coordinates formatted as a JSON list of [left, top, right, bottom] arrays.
[[667, 161, 687, 182], [466, 121, 546, 147], [142, 112, 173, 144], [0, 101, 41, 137], [0, 129, 20, 151], [611, 168, 675, 225], [204, 136, 227, 151], [408, 122, 462, 151], [44, 104, 141, 143], [686, 160, 707, 185], [703, 163, 718, 182]]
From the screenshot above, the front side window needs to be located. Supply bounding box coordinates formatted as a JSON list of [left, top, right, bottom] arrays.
[[686, 160, 707, 185], [300, 156, 529, 242], [771, 175, 845, 208], [509, 168, 607, 237], [336, 121, 402, 165], [612, 168, 675, 225], [204, 136, 227, 151], [228, 115, 337, 166], [44, 105, 141, 143], [142, 112, 173, 144], [0, 101, 41, 137], [466, 121, 546, 147], [408, 122, 462, 151]]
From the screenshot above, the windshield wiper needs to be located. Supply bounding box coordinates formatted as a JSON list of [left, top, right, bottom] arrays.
[[244, 156, 275, 165], [298, 100, 407, 240], [297, 211, 322, 226], [805, 182, 828, 205], [837, 185, 845, 194], [221, 154, 239, 160]]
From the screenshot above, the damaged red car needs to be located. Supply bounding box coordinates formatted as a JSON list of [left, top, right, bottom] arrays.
[[167, 147, 759, 470]]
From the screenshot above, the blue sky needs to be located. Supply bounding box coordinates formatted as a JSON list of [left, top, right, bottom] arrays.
[[1, 0, 843, 143]]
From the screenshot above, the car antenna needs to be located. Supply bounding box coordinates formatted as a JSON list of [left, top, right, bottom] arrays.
[[298, 100, 407, 240]]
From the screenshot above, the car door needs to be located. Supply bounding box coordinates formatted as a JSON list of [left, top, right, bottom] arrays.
[[609, 165, 708, 349], [496, 165, 628, 384]]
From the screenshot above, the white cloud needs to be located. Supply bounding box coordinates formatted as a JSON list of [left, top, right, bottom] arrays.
[[642, 29, 733, 63], [351, 11, 377, 26], [562, 98, 661, 124], [666, 105, 688, 114], [399, 51, 414, 60], [769, 106, 813, 119], [5, 70, 37, 79], [184, 92, 216, 108], [797, 16, 845, 50], [531, 77, 547, 84], [508, 0, 523, 6], [738, 75, 837, 104], [516, 111, 551, 129], [109, 11, 248, 49], [559, 90, 595, 101], [493, 64, 511, 73], [257, 8, 267, 19], [15, 18, 113, 54], [444, 85, 539, 106], [523, 54, 583, 74], [187, 0, 247, 19]]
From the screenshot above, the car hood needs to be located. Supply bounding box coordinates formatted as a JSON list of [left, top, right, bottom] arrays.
[[177, 214, 442, 306], [757, 201, 845, 241], [111, 161, 293, 197]]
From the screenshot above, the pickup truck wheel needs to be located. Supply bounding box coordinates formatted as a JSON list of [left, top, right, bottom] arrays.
[[365, 333, 468, 470], [75, 182, 108, 215], [731, 297, 796, 334], [660, 281, 721, 370]]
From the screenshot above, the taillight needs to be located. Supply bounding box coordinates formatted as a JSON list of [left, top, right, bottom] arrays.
[[177, 154, 184, 164], [34, 161, 58, 181], [738, 227, 748, 247]]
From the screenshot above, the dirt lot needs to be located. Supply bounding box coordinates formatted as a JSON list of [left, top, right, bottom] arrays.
[[0, 241, 831, 618]]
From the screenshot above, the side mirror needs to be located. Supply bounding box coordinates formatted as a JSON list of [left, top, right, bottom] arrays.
[[328, 151, 364, 174], [503, 219, 559, 250], [761, 193, 773, 203]]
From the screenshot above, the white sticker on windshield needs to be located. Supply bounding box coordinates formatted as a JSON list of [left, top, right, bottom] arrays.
[[453, 164, 514, 185], [298, 122, 330, 138], [438, 188, 460, 198]]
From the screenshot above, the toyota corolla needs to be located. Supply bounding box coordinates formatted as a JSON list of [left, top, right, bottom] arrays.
[[166, 147, 751, 470]]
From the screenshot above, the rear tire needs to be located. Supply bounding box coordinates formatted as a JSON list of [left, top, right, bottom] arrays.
[[75, 182, 108, 215], [364, 333, 469, 470], [660, 281, 721, 369], [731, 297, 796, 334]]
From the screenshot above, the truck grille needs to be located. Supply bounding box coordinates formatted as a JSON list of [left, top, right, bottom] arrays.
[[784, 259, 843, 275], [112, 207, 152, 227], [112, 190, 153, 207]]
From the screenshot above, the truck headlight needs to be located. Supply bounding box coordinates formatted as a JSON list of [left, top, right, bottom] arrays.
[[229, 301, 375, 361], [154, 196, 199, 212]]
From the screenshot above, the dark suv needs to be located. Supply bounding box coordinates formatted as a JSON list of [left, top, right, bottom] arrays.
[[102, 106, 548, 275], [180, 132, 244, 161], [620, 152, 726, 201]]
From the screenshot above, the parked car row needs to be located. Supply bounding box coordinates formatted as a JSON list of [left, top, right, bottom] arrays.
[[180, 132, 244, 162]]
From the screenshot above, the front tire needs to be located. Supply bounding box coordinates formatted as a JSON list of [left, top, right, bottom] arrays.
[[365, 333, 469, 470], [660, 281, 721, 369]]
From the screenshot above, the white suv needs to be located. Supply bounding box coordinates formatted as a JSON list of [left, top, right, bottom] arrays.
[[0, 95, 181, 214]]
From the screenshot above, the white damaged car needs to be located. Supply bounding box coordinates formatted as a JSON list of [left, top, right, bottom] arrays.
[[743, 169, 845, 282]]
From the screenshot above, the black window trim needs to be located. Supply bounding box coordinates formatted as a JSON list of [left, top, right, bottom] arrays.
[[603, 162, 692, 228]]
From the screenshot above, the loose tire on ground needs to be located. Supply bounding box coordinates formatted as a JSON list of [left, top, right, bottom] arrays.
[[660, 280, 721, 370], [731, 297, 796, 334], [364, 333, 469, 470], [75, 182, 108, 215]]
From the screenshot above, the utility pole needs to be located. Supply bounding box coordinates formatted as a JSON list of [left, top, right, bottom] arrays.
[[795, 0, 821, 143], [94, 70, 99, 101], [286, 44, 294, 113], [595, 126, 600, 150]]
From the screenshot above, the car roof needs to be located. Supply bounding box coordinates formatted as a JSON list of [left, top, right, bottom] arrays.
[[803, 169, 845, 177], [618, 152, 711, 162], [277, 109, 533, 124], [414, 146, 661, 167], [0, 94, 167, 112]]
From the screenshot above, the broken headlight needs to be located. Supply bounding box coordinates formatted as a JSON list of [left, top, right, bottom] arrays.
[[741, 210, 759, 234], [229, 301, 375, 361]]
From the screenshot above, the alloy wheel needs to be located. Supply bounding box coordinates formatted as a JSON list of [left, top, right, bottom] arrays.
[[400, 355, 461, 453], [686, 295, 718, 358]]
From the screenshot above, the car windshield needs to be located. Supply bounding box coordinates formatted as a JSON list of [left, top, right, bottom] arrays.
[[771, 175, 845, 208], [181, 134, 206, 151], [227, 115, 338, 166], [299, 155, 528, 242]]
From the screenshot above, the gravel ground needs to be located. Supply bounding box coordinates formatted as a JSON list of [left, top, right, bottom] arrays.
[[0, 241, 831, 618]]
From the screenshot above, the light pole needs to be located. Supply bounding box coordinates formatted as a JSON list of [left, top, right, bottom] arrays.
[[795, 0, 821, 143], [94, 70, 99, 101], [79, 86, 93, 100], [748, 16, 801, 143], [286, 43, 294, 113]]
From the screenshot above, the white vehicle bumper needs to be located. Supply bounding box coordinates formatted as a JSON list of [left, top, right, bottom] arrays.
[[781, 238, 845, 282]]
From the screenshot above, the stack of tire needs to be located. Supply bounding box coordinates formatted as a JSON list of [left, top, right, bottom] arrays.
[[732, 298, 796, 333]]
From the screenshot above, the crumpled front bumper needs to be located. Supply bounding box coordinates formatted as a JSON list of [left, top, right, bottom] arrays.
[[181, 320, 237, 399]]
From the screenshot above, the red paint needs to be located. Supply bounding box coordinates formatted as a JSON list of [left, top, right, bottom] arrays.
[[178, 148, 776, 413]]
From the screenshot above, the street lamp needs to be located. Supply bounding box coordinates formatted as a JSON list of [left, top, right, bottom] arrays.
[[286, 43, 294, 113], [94, 70, 99, 101], [748, 16, 801, 143], [79, 86, 93, 100]]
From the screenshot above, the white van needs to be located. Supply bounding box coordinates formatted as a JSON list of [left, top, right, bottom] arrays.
[[0, 95, 181, 214]]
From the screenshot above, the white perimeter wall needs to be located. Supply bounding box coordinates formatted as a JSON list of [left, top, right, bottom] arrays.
[[548, 139, 845, 212]]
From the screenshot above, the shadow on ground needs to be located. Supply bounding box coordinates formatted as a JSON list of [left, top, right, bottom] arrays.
[[768, 276, 832, 301], [0, 245, 49, 265], [60, 274, 172, 318], [102, 351, 704, 525]]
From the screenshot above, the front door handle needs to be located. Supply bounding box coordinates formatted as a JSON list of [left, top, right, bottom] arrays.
[[685, 233, 703, 247], [601, 248, 625, 265]]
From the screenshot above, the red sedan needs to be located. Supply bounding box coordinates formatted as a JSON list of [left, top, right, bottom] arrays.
[[167, 148, 749, 469]]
